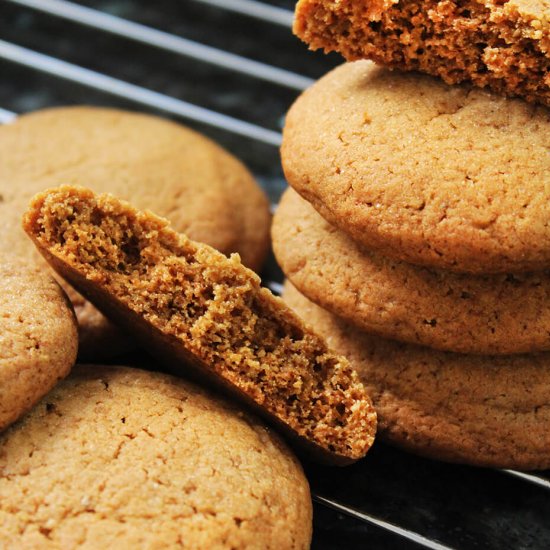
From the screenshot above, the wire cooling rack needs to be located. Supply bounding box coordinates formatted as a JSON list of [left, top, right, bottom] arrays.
[[0, 1, 549, 548]]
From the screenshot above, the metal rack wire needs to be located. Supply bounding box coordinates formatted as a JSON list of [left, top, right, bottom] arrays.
[[0, 1, 548, 548]]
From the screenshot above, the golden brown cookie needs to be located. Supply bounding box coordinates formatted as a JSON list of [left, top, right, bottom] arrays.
[[0, 365, 312, 548], [0, 259, 77, 432], [294, 0, 550, 106], [273, 188, 550, 355], [284, 282, 550, 470], [0, 106, 270, 359], [282, 61, 550, 274], [23, 185, 377, 465]]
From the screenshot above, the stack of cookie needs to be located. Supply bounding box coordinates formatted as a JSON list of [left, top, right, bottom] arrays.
[[273, 44, 550, 468]]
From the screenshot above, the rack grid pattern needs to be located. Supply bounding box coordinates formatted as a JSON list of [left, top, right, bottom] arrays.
[[0, 1, 548, 548]]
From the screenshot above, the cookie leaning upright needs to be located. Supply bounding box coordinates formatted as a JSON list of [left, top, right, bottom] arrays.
[[0, 259, 77, 431], [282, 61, 550, 274], [23, 185, 377, 465], [0, 106, 271, 358], [0, 365, 312, 548]]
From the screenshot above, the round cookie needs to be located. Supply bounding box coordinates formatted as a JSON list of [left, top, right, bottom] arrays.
[[282, 60, 550, 274], [273, 188, 550, 355], [0, 106, 270, 358], [0, 259, 77, 432], [0, 365, 312, 548], [284, 283, 550, 470]]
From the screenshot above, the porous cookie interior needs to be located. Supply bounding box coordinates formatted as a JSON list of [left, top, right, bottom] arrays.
[[25, 187, 376, 462], [295, 0, 549, 105]]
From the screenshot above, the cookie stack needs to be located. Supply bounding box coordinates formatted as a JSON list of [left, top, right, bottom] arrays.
[[274, 59, 550, 469]]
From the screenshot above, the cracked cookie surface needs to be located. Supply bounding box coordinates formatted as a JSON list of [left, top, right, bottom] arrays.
[[0, 259, 77, 432], [0, 365, 312, 549], [282, 61, 550, 274]]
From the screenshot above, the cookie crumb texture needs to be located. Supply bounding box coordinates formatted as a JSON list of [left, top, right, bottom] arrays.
[[282, 61, 550, 274], [294, 0, 550, 106], [0, 260, 77, 431], [0, 366, 312, 548], [24, 186, 376, 464], [284, 283, 550, 470]]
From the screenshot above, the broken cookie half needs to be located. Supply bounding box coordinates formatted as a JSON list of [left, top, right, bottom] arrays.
[[23, 185, 376, 465]]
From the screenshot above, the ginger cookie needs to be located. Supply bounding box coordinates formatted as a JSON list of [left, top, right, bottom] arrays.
[[0, 259, 77, 432], [273, 189, 550, 355], [282, 61, 550, 274], [0, 365, 312, 548], [23, 185, 376, 465], [294, 0, 550, 106], [284, 282, 550, 470], [0, 106, 270, 358]]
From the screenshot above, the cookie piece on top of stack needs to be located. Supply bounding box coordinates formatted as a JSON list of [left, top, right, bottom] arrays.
[[294, 0, 550, 106], [275, 15, 550, 469]]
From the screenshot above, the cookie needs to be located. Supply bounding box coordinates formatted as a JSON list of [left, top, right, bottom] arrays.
[[282, 61, 550, 274], [284, 282, 550, 470], [273, 188, 550, 355], [294, 0, 550, 106], [0, 365, 312, 548], [0, 106, 270, 358], [0, 259, 77, 432], [24, 185, 377, 465]]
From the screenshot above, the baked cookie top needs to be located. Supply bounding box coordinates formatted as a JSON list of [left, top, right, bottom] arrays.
[[0, 365, 312, 548], [0, 106, 270, 358], [284, 283, 550, 470], [0, 259, 77, 431], [273, 188, 550, 355], [282, 61, 550, 274]]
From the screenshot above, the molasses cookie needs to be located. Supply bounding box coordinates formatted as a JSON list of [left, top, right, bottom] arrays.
[[0, 366, 312, 548], [0, 106, 270, 358], [294, 0, 550, 106], [0, 259, 77, 432], [284, 283, 550, 470], [24, 185, 376, 465], [273, 189, 550, 355], [282, 61, 550, 274]]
